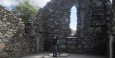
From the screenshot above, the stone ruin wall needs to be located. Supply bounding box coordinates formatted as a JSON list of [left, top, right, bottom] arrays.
[[33, 0, 111, 55], [76, 0, 111, 54], [0, 6, 36, 58], [33, 0, 74, 52], [0, 0, 113, 57], [109, 0, 115, 58]]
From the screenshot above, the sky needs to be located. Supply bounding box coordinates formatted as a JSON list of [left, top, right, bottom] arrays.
[[0, 0, 51, 7], [0, 0, 112, 30], [70, 6, 77, 30]]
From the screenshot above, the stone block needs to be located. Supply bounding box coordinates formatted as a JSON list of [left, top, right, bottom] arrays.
[[6, 22, 11, 25], [4, 34, 11, 37], [2, 38, 9, 42], [2, 18, 7, 21], [0, 52, 8, 58], [60, 45, 65, 48], [2, 24, 7, 27], [1, 27, 8, 30], [6, 31, 12, 35], [0, 32, 3, 36], [0, 36, 5, 38], [0, 21, 2, 25], [0, 40, 5, 49]]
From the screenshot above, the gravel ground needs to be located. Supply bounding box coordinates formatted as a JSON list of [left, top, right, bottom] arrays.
[[20, 52, 105, 58]]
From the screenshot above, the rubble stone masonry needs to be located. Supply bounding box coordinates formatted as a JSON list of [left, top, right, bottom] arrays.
[[0, 0, 113, 57], [0, 6, 36, 58]]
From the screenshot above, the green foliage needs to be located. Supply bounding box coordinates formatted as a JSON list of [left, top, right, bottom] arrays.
[[12, 0, 38, 23]]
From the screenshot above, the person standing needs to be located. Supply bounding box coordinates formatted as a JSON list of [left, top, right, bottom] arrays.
[[52, 36, 58, 57]]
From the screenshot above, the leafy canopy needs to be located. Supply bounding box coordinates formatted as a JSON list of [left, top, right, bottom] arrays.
[[12, 0, 38, 23]]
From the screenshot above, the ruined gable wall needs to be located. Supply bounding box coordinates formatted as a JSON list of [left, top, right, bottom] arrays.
[[0, 6, 36, 57], [33, 0, 111, 55]]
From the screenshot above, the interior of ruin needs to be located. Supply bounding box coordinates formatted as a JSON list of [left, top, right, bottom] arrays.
[[0, 0, 115, 58]]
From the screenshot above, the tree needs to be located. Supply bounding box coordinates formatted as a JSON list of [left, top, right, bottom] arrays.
[[12, 0, 38, 23]]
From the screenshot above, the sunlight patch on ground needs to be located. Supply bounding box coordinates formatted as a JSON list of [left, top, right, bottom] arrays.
[[33, 55, 44, 58], [49, 53, 69, 57]]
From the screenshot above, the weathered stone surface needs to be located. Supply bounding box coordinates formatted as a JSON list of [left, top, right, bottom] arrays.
[[0, 0, 113, 57], [33, 0, 74, 52], [108, 1, 115, 58], [0, 51, 8, 58], [32, 0, 111, 55], [0, 6, 36, 57], [76, 0, 111, 54]]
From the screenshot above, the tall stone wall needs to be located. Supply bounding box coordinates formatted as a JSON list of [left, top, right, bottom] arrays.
[[76, 0, 111, 54], [33, 0, 111, 55], [33, 0, 75, 52], [109, 1, 115, 58], [0, 0, 113, 57], [0, 6, 36, 58]]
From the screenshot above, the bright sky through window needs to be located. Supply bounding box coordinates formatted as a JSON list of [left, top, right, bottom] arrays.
[[110, 0, 112, 3], [70, 6, 77, 30]]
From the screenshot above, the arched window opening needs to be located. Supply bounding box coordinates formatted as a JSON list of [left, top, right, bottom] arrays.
[[70, 6, 77, 36]]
